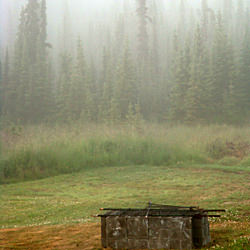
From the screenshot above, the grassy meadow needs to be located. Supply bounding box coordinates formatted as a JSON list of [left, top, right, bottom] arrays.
[[1, 163, 250, 227], [0, 124, 250, 249], [0, 123, 249, 183], [0, 164, 250, 249]]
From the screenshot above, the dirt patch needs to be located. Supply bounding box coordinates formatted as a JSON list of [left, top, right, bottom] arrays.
[[0, 223, 101, 250], [0, 221, 249, 250]]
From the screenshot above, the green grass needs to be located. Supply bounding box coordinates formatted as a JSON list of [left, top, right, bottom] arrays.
[[1, 124, 249, 249], [210, 237, 250, 250], [1, 124, 249, 183], [1, 164, 249, 228]]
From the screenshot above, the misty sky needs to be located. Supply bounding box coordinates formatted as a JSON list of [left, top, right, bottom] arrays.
[[0, 0, 248, 53]]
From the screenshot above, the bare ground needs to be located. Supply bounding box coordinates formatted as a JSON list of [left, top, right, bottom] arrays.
[[1, 221, 250, 250], [0, 223, 101, 250]]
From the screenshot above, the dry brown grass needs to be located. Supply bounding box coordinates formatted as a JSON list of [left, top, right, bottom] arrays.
[[1, 221, 249, 250]]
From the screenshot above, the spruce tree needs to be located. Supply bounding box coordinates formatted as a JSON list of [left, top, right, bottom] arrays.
[[56, 52, 73, 121], [37, 0, 51, 121], [84, 64, 95, 122], [99, 47, 114, 123], [113, 42, 137, 121], [68, 38, 95, 122], [235, 19, 250, 123], [185, 25, 203, 124], [150, 0, 159, 78], [69, 38, 86, 120], [136, 0, 149, 62], [0, 55, 2, 117], [2, 50, 10, 118], [210, 14, 235, 123], [61, 0, 73, 52], [170, 37, 191, 123], [10, 0, 50, 123]]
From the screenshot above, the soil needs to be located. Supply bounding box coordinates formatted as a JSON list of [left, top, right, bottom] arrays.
[[0, 221, 249, 250], [0, 223, 101, 250]]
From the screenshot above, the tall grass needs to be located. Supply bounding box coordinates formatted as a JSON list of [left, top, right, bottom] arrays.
[[0, 123, 249, 183]]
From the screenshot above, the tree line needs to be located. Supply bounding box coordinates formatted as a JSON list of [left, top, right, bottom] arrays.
[[0, 0, 249, 125]]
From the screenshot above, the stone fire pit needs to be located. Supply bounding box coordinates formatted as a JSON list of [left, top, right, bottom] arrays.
[[98, 203, 225, 249]]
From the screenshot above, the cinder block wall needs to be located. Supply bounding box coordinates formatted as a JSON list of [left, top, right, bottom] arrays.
[[101, 216, 194, 249]]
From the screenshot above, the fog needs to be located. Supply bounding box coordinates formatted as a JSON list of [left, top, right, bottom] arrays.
[[0, 0, 249, 124], [2, 0, 247, 53]]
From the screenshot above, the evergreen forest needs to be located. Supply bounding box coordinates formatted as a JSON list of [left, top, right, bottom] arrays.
[[1, 3, 250, 248], [0, 0, 249, 125]]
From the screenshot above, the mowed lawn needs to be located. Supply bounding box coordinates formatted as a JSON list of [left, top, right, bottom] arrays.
[[1, 164, 250, 249], [1, 164, 250, 228]]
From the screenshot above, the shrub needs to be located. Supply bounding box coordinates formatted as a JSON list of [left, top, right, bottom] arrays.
[[239, 157, 250, 167], [206, 139, 229, 159], [206, 139, 250, 160], [218, 156, 240, 166]]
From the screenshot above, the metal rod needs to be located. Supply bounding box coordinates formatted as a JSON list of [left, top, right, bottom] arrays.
[[207, 215, 221, 217], [100, 208, 147, 211], [150, 203, 198, 209], [145, 202, 152, 218], [100, 208, 199, 212], [203, 209, 226, 212], [100, 208, 225, 212], [98, 214, 221, 218]]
